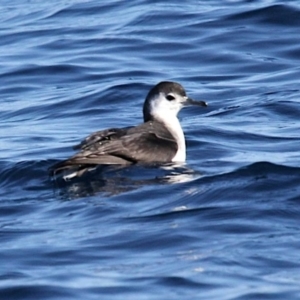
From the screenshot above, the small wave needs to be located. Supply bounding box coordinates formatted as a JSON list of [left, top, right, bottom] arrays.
[[224, 4, 300, 27], [0, 160, 52, 192]]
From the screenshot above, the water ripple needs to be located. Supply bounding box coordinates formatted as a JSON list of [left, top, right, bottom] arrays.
[[1, 1, 300, 299]]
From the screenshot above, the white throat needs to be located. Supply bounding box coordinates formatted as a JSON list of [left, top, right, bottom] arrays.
[[152, 114, 186, 162], [148, 93, 186, 162], [166, 116, 186, 162]]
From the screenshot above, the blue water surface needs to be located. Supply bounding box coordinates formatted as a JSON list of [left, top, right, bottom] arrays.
[[1, 0, 300, 299]]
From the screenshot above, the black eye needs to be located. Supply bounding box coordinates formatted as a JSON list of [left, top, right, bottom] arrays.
[[166, 94, 175, 101]]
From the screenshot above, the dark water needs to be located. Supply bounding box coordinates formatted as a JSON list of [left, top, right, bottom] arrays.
[[1, 0, 300, 299]]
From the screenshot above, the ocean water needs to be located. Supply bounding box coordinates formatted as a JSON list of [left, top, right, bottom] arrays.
[[1, 0, 300, 299]]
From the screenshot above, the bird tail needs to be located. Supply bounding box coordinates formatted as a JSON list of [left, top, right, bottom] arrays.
[[49, 160, 97, 181]]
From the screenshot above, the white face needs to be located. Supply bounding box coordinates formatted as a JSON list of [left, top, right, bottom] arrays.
[[149, 91, 188, 119]]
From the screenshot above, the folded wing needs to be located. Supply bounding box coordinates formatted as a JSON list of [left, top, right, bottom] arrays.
[[49, 121, 177, 177]]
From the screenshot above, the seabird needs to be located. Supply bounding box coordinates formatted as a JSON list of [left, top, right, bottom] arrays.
[[50, 81, 207, 179]]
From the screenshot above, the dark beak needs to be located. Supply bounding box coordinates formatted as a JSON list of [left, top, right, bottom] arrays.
[[186, 97, 208, 107]]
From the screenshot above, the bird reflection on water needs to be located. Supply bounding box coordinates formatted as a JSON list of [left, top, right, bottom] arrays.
[[52, 163, 201, 199]]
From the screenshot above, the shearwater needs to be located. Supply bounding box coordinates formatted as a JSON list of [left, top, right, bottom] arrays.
[[50, 81, 207, 179]]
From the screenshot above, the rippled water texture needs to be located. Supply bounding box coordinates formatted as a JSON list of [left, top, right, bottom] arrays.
[[1, 1, 300, 299]]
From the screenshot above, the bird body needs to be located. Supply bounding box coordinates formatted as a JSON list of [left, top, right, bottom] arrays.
[[50, 81, 207, 179]]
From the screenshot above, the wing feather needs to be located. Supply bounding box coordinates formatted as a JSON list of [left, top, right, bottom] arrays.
[[49, 121, 178, 176]]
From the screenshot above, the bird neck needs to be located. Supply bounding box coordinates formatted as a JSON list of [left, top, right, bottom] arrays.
[[156, 115, 186, 162]]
